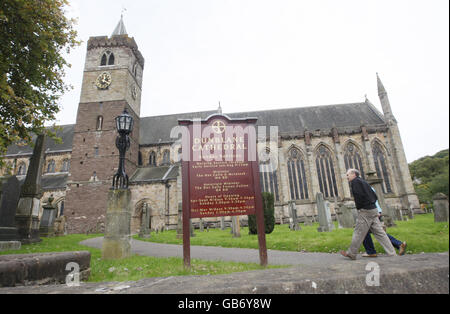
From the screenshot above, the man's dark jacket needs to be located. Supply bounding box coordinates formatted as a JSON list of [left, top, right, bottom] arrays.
[[350, 176, 378, 210]]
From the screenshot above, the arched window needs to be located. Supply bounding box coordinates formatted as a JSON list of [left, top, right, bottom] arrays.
[[100, 51, 115, 66], [344, 142, 365, 179], [47, 160, 55, 173], [17, 162, 27, 175], [61, 159, 70, 172], [287, 148, 309, 200], [259, 149, 280, 202], [149, 151, 156, 166], [133, 62, 138, 77], [315, 145, 339, 198], [96, 116, 103, 131], [162, 150, 170, 165], [108, 53, 115, 65], [372, 141, 392, 194]]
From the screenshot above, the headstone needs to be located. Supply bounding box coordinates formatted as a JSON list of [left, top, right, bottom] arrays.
[[433, 193, 449, 223], [316, 193, 334, 232], [0, 176, 21, 245], [220, 216, 225, 230], [199, 218, 204, 232], [139, 204, 151, 238], [54, 215, 67, 236], [39, 196, 57, 237], [176, 202, 183, 239], [302, 213, 313, 226], [190, 219, 195, 237], [337, 203, 355, 229], [288, 201, 300, 231], [231, 216, 241, 237], [102, 189, 132, 259], [16, 134, 46, 244]]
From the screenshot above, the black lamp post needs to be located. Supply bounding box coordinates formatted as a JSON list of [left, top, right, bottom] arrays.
[[112, 108, 134, 189]]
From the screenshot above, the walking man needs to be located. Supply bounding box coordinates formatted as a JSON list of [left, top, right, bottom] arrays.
[[341, 169, 396, 260]]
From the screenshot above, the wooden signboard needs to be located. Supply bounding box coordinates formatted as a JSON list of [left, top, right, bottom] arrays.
[[178, 114, 267, 267]]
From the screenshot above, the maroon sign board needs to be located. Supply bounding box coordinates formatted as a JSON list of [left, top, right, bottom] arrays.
[[178, 114, 268, 267]]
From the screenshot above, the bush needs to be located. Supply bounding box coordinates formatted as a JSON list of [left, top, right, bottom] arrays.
[[248, 192, 275, 235]]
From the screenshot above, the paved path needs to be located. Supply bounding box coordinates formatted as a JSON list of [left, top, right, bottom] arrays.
[[80, 237, 348, 267]]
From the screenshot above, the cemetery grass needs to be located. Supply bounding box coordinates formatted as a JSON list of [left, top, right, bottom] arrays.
[[0, 234, 285, 282], [135, 214, 449, 254]]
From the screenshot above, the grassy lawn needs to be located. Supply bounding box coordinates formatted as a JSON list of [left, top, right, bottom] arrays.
[[135, 213, 449, 254], [0, 234, 283, 283]]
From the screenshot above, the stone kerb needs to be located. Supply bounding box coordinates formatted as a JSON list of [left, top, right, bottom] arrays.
[[0, 251, 91, 287]]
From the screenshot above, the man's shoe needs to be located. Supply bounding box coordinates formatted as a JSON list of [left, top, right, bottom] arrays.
[[399, 242, 407, 256], [362, 253, 377, 257], [340, 250, 356, 260]]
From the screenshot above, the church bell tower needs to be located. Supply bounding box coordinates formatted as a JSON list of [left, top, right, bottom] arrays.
[[64, 16, 145, 233]]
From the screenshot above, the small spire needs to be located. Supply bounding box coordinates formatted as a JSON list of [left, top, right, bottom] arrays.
[[376, 72, 387, 96], [112, 14, 127, 36], [217, 101, 222, 114]]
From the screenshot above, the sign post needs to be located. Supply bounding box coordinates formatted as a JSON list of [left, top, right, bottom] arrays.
[[179, 114, 267, 268]]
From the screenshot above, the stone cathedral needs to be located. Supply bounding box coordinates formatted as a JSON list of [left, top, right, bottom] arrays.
[[0, 18, 420, 234]]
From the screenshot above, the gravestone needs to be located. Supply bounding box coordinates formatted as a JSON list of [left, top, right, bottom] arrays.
[[0, 176, 21, 250], [433, 193, 449, 223], [220, 216, 225, 230], [231, 216, 241, 238], [199, 218, 204, 232], [54, 215, 66, 236], [16, 134, 46, 244], [337, 202, 355, 229], [39, 196, 57, 237], [139, 204, 151, 238], [176, 202, 183, 239], [190, 219, 195, 237], [288, 201, 300, 231], [303, 213, 313, 226], [316, 192, 334, 232]]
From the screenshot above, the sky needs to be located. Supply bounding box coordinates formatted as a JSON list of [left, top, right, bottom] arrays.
[[58, 0, 449, 163]]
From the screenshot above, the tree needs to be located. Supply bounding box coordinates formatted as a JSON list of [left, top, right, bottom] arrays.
[[0, 0, 79, 166]]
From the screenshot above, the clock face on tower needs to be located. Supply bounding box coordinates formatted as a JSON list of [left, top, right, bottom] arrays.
[[95, 72, 112, 89]]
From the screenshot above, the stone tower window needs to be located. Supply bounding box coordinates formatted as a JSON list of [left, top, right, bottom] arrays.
[[17, 162, 27, 175], [287, 148, 309, 200], [149, 151, 156, 166], [100, 51, 115, 66], [372, 141, 392, 194], [315, 145, 338, 198], [344, 143, 365, 179], [138, 151, 143, 166], [96, 116, 103, 131], [47, 159, 56, 173], [259, 148, 280, 201]]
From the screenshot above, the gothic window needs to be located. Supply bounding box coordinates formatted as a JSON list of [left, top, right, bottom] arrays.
[[372, 141, 392, 194], [344, 142, 365, 179], [108, 53, 115, 65], [162, 150, 170, 165], [315, 145, 339, 198], [47, 159, 55, 173], [17, 162, 26, 175], [96, 116, 103, 131], [259, 149, 280, 202], [100, 51, 115, 66], [287, 148, 309, 200], [61, 159, 70, 172], [149, 151, 156, 166]]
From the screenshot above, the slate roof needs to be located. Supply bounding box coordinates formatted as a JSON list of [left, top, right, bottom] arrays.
[[139, 102, 386, 145], [5, 125, 74, 157], [130, 165, 179, 183], [10, 173, 69, 191], [4, 102, 386, 156]]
